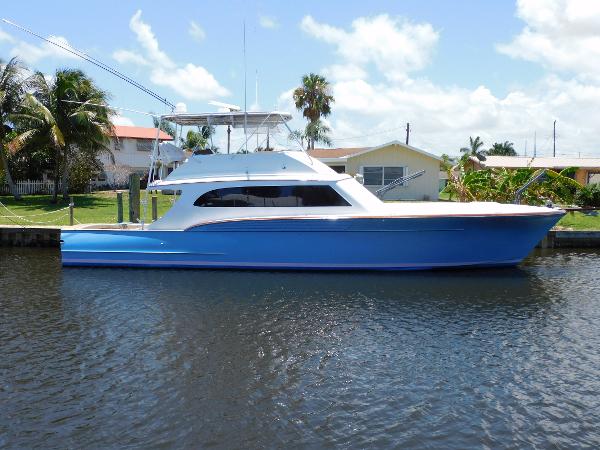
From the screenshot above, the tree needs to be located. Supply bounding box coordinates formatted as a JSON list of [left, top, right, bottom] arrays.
[[487, 141, 517, 156], [293, 73, 334, 149], [0, 57, 25, 199], [287, 121, 332, 150], [180, 126, 215, 152], [152, 116, 176, 137], [460, 136, 487, 162], [440, 153, 456, 171], [12, 69, 113, 201]]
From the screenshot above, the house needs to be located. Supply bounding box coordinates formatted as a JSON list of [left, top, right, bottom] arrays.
[[307, 140, 441, 201], [95, 125, 174, 186], [469, 156, 600, 185]]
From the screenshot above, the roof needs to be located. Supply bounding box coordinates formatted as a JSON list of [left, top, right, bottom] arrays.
[[308, 140, 441, 161], [473, 155, 600, 169], [307, 147, 370, 159], [113, 125, 173, 141], [160, 111, 292, 128]]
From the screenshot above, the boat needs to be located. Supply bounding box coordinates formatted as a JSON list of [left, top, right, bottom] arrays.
[[61, 111, 565, 270]]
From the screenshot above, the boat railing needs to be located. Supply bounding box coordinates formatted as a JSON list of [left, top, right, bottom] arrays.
[[375, 170, 425, 198], [514, 169, 547, 204]]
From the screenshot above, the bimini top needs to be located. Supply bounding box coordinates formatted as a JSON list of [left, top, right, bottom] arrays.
[[160, 111, 292, 128], [150, 151, 350, 187]]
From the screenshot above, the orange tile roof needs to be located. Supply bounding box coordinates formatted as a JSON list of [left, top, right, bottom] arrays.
[[307, 147, 368, 158], [112, 125, 173, 141]]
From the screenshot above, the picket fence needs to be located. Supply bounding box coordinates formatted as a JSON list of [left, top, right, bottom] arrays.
[[0, 180, 60, 195]]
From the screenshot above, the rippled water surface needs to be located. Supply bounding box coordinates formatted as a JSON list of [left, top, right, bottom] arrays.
[[1, 248, 599, 449]]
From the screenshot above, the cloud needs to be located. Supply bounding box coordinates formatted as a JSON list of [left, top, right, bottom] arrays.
[[497, 0, 600, 80], [290, 12, 600, 156], [0, 27, 15, 43], [301, 15, 438, 81], [113, 10, 229, 101], [189, 21, 205, 42], [112, 49, 149, 66], [112, 114, 135, 126], [259, 15, 279, 29], [8, 35, 79, 65]]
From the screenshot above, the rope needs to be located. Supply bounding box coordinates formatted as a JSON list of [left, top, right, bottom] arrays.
[[0, 200, 72, 225]]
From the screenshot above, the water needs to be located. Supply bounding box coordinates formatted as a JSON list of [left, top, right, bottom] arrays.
[[1, 248, 599, 449]]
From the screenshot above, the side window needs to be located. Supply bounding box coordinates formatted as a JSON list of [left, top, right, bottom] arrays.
[[194, 185, 350, 207]]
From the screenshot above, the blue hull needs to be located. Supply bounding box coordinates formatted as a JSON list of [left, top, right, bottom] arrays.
[[61, 215, 561, 270]]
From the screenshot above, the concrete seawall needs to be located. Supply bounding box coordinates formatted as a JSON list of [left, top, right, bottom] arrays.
[[2, 226, 600, 249], [0, 227, 61, 247]]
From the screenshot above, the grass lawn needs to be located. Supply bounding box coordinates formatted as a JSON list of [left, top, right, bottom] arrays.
[[0, 191, 177, 226]]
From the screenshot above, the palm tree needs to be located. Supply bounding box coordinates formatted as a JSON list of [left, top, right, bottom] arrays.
[[10, 92, 65, 202], [460, 136, 487, 162], [152, 116, 176, 138], [487, 141, 517, 156], [13, 69, 113, 201], [0, 57, 25, 200], [293, 73, 334, 150], [288, 121, 332, 150]]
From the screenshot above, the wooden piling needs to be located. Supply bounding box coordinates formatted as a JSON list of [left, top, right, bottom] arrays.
[[117, 192, 123, 223], [128, 174, 140, 223], [69, 197, 74, 226], [151, 195, 158, 222]]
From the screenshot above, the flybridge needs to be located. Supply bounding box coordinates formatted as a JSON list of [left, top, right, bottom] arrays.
[[160, 111, 292, 128]]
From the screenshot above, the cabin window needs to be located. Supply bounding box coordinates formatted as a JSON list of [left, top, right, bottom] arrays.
[[194, 185, 351, 207], [363, 166, 405, 186]]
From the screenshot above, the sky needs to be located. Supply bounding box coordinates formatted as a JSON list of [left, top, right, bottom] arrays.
[[1, 0, 599, 157]]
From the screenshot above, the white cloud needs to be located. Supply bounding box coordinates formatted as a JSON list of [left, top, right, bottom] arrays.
[[189, 21, 206, 42], [259, 15, 279, 29], [0, 27, 15, 43], [113, 10, 229, 101], [112, 49, 149, 66], [498, 0, 600, 79], [9, 35, 79, 65], [301, 15, 438, 81], [290, 12, 600, 156], [112, 114, 135, 126]]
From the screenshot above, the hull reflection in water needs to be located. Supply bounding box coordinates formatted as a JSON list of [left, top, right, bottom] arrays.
[[61, 214, 560, 270]]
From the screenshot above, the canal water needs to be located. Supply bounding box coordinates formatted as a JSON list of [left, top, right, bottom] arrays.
[[1, 248, 599, 449]]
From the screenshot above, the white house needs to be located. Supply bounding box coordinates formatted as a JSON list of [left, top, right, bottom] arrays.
[[308, 140, 441, 201], [95, 125, 174, 186]]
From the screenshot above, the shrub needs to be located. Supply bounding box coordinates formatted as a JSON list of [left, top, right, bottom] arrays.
[[575, 183, 600, 207]]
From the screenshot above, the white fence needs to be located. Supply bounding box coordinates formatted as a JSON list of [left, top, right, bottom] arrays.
[[0, 180, 59, 195]]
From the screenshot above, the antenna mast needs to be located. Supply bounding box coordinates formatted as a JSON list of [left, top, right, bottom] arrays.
[[243, 21, 248, 153]]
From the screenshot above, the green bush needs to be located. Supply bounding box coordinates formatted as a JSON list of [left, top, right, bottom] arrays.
[[575, 183, 600, 207]]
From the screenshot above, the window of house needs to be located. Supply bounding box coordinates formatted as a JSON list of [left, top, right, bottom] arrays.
[[329, 165, 346, 174], [363, 166, 405, 186], [588, 172, 600, 184], [194, 185, 351, 207], [136, 140, 154, 152]]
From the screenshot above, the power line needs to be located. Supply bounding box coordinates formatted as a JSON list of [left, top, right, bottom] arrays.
[[1, 18, 175, 109]]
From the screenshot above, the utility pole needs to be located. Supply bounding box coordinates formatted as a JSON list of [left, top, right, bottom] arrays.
[[405, 122, 410, 145], [553, 120, 557, 157], [534, 131, 537, 158]]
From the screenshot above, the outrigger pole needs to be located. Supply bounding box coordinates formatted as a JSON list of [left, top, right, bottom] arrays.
[[1, 18, 176, 110]]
